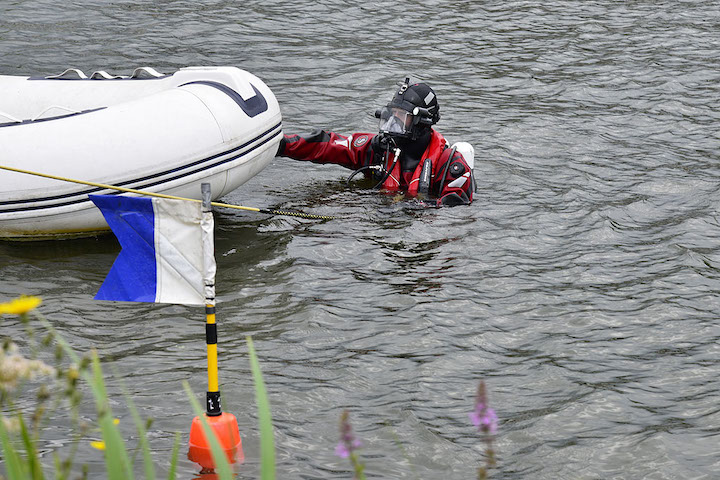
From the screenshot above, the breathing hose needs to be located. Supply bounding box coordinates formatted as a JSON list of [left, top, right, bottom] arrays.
[[345, 165, 383, 186], [371, 146, 401, 190], [346, 136, 401, 190]]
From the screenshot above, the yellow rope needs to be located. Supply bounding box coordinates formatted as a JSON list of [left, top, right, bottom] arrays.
[[0, 164, 335, 220]]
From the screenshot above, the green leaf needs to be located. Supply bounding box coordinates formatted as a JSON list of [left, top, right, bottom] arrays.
[[89, 353, 134, 480], [18, 413, 44, 480], [246, 336, 276, 480], [166, 432, 181, 480], [0, 414, 28, 479], [124, 394, 156, 480]]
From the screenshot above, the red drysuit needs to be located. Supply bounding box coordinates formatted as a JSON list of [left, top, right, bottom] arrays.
[[278, 128, 474, 206]]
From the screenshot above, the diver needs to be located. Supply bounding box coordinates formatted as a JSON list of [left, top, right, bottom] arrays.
[[276, 78, 475, 206]]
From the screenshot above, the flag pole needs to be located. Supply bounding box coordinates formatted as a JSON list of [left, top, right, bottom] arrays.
[[188, 183, 244, 472], [202, 183, 222, 417]]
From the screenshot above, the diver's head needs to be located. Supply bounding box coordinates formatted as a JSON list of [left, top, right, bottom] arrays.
[[375, 78, 440, 144]]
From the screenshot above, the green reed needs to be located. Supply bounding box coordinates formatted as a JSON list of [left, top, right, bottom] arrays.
[[0, 302, 239, 480], [1, 297, 496, 479]]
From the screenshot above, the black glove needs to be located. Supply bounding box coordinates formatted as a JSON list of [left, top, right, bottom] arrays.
[[370, 133, 391, 154], [276, 137, 286, 157]]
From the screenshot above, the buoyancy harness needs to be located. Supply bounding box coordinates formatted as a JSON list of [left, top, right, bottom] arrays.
[[382, 129, 448, 196]]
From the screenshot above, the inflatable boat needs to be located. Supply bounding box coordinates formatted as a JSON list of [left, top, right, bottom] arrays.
[[0, 66, 282, 240]]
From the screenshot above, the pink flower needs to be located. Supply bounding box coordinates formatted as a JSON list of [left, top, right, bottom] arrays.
[[470, 381, 498, 435], [335, 410, 363, 459], [470, 406, 498, 435], [335, 438, 363, 458]]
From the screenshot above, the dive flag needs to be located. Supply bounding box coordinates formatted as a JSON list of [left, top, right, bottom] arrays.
[[89, 195, 216, 305]]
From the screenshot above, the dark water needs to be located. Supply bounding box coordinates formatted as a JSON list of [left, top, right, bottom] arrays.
[[2, 1, 720, 478]]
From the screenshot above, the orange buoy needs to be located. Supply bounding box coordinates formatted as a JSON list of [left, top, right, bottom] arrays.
[[188, 412, 244, 470]]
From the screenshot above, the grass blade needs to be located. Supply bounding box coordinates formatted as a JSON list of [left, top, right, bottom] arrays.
[[89, 353, 134, 480], [246, 336, 275, 480], [123, 392, 156, 480], [18, 413, 44, 480], [166, 432, 181, 480], [0, 415, 28, 479]]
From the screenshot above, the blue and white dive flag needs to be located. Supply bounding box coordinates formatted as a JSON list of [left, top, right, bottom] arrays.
[[90, 195, 216, 306]]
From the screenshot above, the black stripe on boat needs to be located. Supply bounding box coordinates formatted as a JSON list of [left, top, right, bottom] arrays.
[[0, 122, 282, 213]]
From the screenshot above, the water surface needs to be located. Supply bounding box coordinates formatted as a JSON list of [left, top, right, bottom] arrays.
[[1, 1, 719, 478]]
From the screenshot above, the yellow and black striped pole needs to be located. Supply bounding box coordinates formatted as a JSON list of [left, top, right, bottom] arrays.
[[205, 303, 221, 416]]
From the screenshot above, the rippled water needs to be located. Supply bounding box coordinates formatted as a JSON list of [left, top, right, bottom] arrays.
[[2, 1, 720, 478]]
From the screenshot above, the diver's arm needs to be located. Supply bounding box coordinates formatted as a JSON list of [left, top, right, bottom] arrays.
[[277, 130, 372, 170]]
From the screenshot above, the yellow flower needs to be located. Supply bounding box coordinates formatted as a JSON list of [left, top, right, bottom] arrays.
[[89, 420, 120, 451], [0, 296, 42, 315]]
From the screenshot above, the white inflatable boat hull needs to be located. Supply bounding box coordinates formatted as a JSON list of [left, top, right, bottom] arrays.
[[0, 66, 282, 240]]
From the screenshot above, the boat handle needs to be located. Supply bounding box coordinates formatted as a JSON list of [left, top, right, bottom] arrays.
[[0, 110, 21, 123], [31, 105, 81, 121]]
